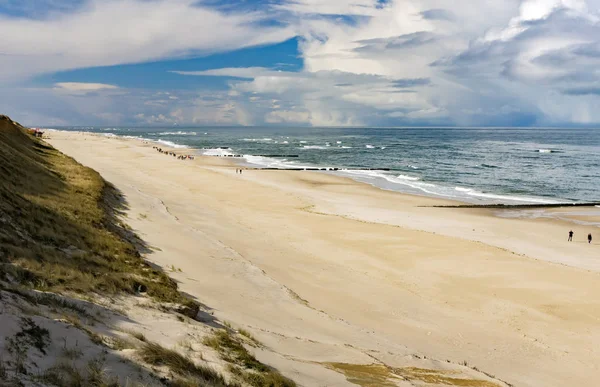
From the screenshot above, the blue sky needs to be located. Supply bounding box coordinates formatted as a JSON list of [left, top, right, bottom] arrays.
[[1, 0, 600, 127], [35, 38, 303, 90]]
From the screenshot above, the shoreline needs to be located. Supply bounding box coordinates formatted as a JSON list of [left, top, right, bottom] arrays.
[[46, 128, 585, 207], [88, 129, 600, 225], [46, 130, 600, 231]]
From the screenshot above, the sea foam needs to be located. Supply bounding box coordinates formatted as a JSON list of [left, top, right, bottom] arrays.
[[203, 148, 234, 156], [156, 139, 189, 149], [302, 145, 328, 150], [454, 187, 559, 204], [397, 174, 420, 181]]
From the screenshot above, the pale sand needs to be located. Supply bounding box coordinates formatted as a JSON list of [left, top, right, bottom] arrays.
[[47, 131, 600, 387]]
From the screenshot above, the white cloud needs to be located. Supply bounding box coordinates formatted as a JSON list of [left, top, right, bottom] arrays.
[[5, 0, 600, 126], [177, 0, 600, 126], [0, 0, 294, 81], [173, 67, 275, 78], [132, 91, 252, 126], [54, 82, 119, 93], [274, 0, 383, 16], [179, 66, 437, 125]]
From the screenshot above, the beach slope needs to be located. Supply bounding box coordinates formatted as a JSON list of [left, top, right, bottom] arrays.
[[0, 117, 297, 386]]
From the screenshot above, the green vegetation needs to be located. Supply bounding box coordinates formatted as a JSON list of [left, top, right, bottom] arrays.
[[0, 115, 184, 303], [204, 330, 296, 387], [13, 317, 51, 355], [110, 336, 135, 351], [61, 347, 83, 360], [126, 330, 147, 343], [4, 317, 51, 375], [41, 357, 120, 387], [5, 287, 92, 318], [139, 342, 232, 387], [237, 328, 260, 346]]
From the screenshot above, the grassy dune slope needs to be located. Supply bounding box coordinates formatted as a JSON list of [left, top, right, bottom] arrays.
[[0, 115, 181, 300], [0, 116, 295, 387]]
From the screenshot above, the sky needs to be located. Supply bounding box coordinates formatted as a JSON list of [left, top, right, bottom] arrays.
[[2, 0, 600, 127]]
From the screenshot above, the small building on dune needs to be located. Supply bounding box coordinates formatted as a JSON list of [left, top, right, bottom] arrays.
[[27, 128, 44, 138]]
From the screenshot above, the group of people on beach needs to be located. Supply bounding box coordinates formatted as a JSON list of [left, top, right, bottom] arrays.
[[235, 168, 243, 174], [568, 230, 593, 244], [153, 146, 195, 160]]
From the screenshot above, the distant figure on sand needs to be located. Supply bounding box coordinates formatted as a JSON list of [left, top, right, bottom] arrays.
[[568, 230, 573, 242], [589, 233, 592, 244]]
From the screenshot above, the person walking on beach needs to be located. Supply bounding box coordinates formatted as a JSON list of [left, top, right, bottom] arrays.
[[568, 230, 573, 242], [589, 233, 592, 244]]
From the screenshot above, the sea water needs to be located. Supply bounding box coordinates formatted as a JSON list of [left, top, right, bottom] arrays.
[[53, 126, 600, 205]]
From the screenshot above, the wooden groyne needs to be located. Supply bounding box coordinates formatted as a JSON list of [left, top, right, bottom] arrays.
[[203, 153, 390, 170], [427, 202, 600, 209]]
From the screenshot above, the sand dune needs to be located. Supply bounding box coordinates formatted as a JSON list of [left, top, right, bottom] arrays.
[[47, 131, 600, 387]]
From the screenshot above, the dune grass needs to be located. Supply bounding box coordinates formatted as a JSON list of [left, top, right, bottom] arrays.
[[0, 115, 184, 304], [204, 330, 296, 387], [40, 357, 120, 387], [139, 342, 233, 387]]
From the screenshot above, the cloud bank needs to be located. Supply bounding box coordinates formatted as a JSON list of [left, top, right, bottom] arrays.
[[3, 0, 600, 126]]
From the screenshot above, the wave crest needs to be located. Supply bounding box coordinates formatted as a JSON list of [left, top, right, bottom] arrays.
[[301, 145, 328, 150], [158, 131, 197, 136], [156, 139, 189, 149]]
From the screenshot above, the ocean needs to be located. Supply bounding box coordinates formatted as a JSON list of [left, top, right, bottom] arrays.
[[52, 126, 600, 205]]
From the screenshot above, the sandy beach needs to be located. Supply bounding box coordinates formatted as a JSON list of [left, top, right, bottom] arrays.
[[47, 131, 600, 387]]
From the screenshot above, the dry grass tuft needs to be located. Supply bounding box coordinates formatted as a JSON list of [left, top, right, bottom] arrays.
[[126, 330, 147, 343], [139, 342, 233, 386], [204, 330, 295, 387], [237, 328, 260, 347], [110, 336, 136, 351], [61, 347, 83, 360], [41, 357, 120, 387]]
